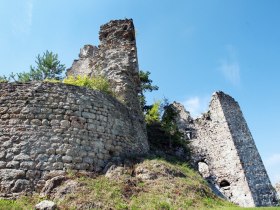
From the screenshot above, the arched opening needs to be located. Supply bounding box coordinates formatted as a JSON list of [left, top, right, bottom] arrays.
[[219, 180, 230, 188]]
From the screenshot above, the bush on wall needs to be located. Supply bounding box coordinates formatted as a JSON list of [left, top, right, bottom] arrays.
[[63, 75, 112, 95]]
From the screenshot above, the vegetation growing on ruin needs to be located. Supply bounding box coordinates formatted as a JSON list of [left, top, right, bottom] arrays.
[[2, 51, 65, 83], [145, 100, 161, 124], [0, 155, 234, 210], [144, 99, 189, 156], [139, 70, 159, 110], [140, 69, 190, 157], [1, 152, 277, 209], [63, 75, 113, 95], [0, 75, 8, 83], [0, 153, 277, 210]]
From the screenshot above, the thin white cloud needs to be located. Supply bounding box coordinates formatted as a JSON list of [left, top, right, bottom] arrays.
[[264, 153, 280, 184], [182, 96, 210, 118], [219, 45, 240, 86]]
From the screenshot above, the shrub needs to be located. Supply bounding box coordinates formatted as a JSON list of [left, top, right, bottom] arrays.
[[29, 50, 65, 81], [0, 75, 8, 83], [139, 70, 159, 110], [63, 75, 112, 95], [2, 51, 65, 83], [145, 101, 161, 125]]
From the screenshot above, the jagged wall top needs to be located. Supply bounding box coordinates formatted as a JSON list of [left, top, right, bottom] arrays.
[[168, 91, 278, 207], [67, 19, 141, 114], [99, 19, 137, 47]]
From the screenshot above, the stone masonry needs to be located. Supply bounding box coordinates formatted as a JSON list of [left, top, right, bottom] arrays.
[[170, 92, 278, 207], [0, 18, 278, 207], [0, 19, 149, 196], [67, 19, 141, 115], [275, 183, 280, 199], [0, 82, 148, 195]]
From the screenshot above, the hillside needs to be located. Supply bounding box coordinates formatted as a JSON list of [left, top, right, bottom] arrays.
[[0, 154, 230, 209], [0, 152, 279, 210]]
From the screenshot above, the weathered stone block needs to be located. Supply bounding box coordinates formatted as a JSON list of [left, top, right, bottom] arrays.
[[14, 153, 31, 161], [75, 163, 89, 170], [62, 156, 72, 163], [53, 162, 64, 170], [0, 169, 25, 180], [11, 179, 30, 192], [0, 161, 7, 168], [20, 161, 35, 170], [83, 157, 94, 164], [82, 112, 95, 119], [0, 107, 8, 114]]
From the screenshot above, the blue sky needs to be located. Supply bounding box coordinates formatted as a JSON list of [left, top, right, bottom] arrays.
[[0, 0, 279, 184]]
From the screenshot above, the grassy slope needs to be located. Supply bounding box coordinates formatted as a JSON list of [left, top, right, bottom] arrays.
[[0, 157, 278, 209], [58, 158, 233, 209]]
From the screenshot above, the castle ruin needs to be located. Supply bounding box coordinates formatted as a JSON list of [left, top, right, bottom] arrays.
[[169, 92, 278, 207], [0, 19, 278, 207], [0, 19, 148, 196]]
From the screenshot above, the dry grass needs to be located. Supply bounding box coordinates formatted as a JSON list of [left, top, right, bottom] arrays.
[[0, 157, 278, 209], [56, 158, 236, 209]]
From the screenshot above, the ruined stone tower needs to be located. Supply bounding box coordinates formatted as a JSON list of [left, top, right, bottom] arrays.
[[0, 19, 149, 196], [67, 19, 141, 114], [171, 92, 278, 207], [0, 18, 277, 206]]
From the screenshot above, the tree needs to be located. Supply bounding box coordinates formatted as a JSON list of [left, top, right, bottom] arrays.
[[29, 50, 65, 81], [161, 102, 182, 148], [0, 75, 8, 83], [139, 70, 159, 110], [145, 101, 161, 125], [5, 50, 66, 82]]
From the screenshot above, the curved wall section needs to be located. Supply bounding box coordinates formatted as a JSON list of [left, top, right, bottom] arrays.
[[0, 82, 148, 195]]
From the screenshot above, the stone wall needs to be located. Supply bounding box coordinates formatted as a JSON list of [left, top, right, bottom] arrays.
[[275, 183, 280, 199], [170, 92, 278, 207], [0, 82, 149, 195], [67, 19, 141, 115]]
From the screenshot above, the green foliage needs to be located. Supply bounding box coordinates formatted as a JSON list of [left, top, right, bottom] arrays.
[[145, 101, 161, 125], [0, 75, 8, 83], [161, 102, 183, 147], [2, 51, 65, 83], [56, 157, 236, 209], [29, 50, 65, 81], [139, 70, 159, 92], [0, 195, 42, 210], [146, 99, 189, 153], [16, 72, 32, 82], [0, 199, 23, 210], [63, 75, 112, 95], [139, 70, 159, 109]]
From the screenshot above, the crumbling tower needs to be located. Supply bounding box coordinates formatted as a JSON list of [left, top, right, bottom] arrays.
[[67, 19, 141, 114], [96, 19, 141, 111], [171, 92, 278, 207]]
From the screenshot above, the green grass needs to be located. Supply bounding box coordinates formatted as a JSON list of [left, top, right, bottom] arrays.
[[0, 195, 41, 210], [0, 156, 278, 209], [218, 208, 280, 210], [57, 158, 236, 209]]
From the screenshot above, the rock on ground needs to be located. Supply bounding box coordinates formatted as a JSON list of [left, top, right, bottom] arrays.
[[35, 200, 57, 210]]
